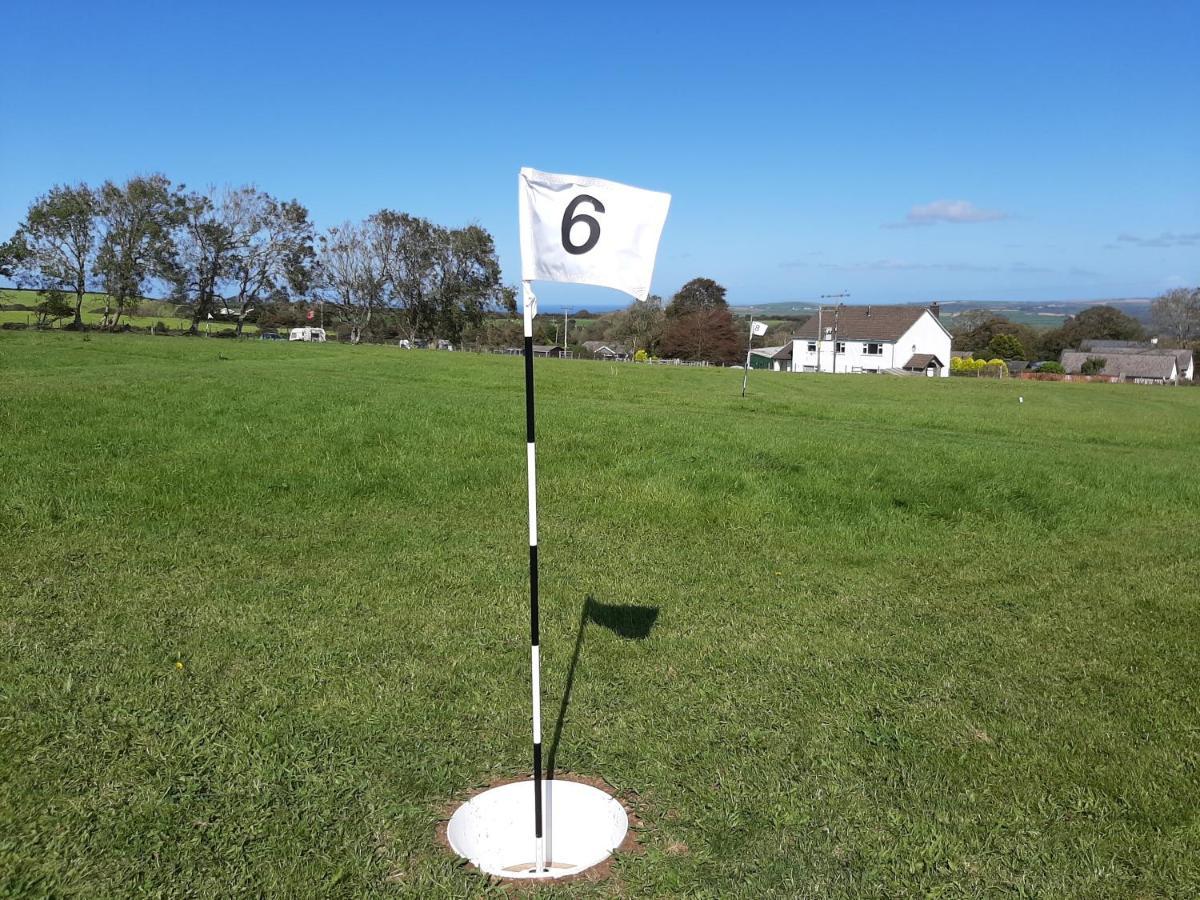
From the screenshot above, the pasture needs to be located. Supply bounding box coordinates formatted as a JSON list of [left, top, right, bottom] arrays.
[[1, 331, 1198, 897]]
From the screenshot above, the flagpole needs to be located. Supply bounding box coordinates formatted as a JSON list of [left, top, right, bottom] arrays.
[[521, 280, 546, 874], [741, 318, 755, 397]]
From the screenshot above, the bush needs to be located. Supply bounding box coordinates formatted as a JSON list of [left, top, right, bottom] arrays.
[[634, 349, 648, 362], [1038, 361, 1065, 374], [1080, 356, 1107, 376]]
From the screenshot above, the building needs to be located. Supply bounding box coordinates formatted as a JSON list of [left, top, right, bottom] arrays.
[[787, 304, 952, 377], [1060, 350, 1186, 384], [582, 340, 631, 360], [288, 326, 327, 342], [748, 345, 792, 371], [1074, 341, 1194, 382], [531, 344, 564, 358]]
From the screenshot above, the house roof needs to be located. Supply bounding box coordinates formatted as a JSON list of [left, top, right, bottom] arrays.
[[1079, 340, 1153, 351], [902, 353, 943, 370], [532, 344, 563, 353], [1060, 351, 1178, 379], [750, 345, 791, 359], [1006, 360, 1032, 373], [794, 305, 943, 341], [582, 340, 629, 355]]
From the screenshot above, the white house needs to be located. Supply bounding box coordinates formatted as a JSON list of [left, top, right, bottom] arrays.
[[788, 304, 952, 377]]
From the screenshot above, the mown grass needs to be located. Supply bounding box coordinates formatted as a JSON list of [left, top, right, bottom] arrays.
[[1, 331, 1198, 898]]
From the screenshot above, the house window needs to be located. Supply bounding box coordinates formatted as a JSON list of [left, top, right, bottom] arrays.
[[835, 341, 846, 353], [863, 342, 883, 355], [807, 342, 817, 352]]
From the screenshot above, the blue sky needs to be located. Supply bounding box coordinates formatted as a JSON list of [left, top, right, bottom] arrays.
[[2, 1, 1197, 310]]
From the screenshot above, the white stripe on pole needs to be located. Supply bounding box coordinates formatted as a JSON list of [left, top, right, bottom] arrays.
[[531, 645, 542, 740], [526, 443, 538, 546]]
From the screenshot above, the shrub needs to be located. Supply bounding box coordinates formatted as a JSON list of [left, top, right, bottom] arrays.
[[1039, 361, 1065, 374], [1080, 356, 1107, 375], [634, 349, 648, 362]]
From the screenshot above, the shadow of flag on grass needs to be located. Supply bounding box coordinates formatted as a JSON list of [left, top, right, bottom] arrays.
[[547, 595, 659, 779], [583, 596, 658, 640]]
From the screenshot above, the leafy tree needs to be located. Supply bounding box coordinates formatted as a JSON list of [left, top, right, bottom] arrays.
[[173, 188, 244, 334], [224, 191, 315, 337], [1038, 361, 1065, 374], [33, 290, 74, 327], [7, 184, 99, 327], [94, 175, 181, 329], [986, 333, 1025, 360], [1041, 305, 1146, 356], [369, 211, 510, 344], [661, 305, 741, 364], [951, 311, 1037, 357], [665, 277, 727, 317], [605, 295, 665, 353], [1080, 356, 1107, 375], [1150, 287, 1200, 342], [315, 220, 387, 344]]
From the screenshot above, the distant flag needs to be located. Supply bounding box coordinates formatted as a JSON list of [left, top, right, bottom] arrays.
[[751, 321, 769, 336], [518, 167, 670, 312], [306, 309, 315, 321]]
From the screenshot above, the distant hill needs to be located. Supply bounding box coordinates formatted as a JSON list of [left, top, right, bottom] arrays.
[[732, 297, 1155, 329]]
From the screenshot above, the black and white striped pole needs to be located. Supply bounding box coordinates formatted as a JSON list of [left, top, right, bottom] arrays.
[[521, 280, 546, 874]]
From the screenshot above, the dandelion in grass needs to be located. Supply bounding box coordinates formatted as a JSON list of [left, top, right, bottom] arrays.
[[175, 661, 185, 671]]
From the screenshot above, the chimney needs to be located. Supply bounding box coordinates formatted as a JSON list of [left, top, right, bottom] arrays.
[[866, 305, 871, 317], [930, 301, 940, 319]]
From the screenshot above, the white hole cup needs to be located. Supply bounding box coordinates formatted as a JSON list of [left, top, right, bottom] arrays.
[[446, 779, 629, 880]]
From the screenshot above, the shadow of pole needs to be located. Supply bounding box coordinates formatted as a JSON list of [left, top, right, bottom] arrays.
[[545, 595, 659, 782], [545, 596, 591, 782]]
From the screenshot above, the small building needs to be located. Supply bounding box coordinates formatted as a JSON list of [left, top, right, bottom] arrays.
[[582, 340, 631, 360], [788, 304, 952, 377], [749, 345, 792, 371], [532, 344, 564, 358], [1060, 351, 1181, 384], [901, 353, 945, 377]]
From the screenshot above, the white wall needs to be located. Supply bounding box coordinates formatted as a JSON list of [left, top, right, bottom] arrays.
[[895, 313, 953, 378]]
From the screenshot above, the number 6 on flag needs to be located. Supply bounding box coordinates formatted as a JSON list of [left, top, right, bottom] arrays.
[[519, 167, 671, 304]]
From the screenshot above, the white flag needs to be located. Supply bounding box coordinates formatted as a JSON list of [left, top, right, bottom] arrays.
[[519, 167, 670, 303], [751, 321, 769, 336]]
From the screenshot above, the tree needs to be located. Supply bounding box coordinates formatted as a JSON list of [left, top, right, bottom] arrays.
[[1080, 356, 1107, 375], [33, 290, 74, 327], [665, 277, 727, 317], [951, 311, 1037, 357], [1150, 288, 1200, 342], [94, 175, 181, 329], [370, 210, 510, 343], [1051, 305, 1146, 352], [986, 333, 1026, 360], [7, 184, 98, 328], [661, 305, 741, 363], [315, 220, 387, 344], [223, 190, 315, 337], [605, 295, 665, 353], [173, 188, 243, 334]]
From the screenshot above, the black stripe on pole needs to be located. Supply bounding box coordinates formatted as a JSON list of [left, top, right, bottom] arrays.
[[533, 741, 543, 840], [524, 337, 536, 442], [528, 545, 539, 645]]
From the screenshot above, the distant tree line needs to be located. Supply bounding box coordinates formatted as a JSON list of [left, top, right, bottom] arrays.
[[1, 176, 512, 342], [949, 294, 1200, 361]]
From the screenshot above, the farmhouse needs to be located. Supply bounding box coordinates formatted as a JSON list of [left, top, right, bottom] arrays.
[[787, 304, 952, 377], [1060, 350, 1189, 384]]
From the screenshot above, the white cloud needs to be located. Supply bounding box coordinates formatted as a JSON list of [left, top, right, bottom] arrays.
[[1115, 231, 1200, 248], [883, 199, 1008, 228]]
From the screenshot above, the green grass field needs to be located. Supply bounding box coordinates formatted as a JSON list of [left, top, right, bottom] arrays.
[[2, 331, 1198, 897], [0, 290, 260, 335]]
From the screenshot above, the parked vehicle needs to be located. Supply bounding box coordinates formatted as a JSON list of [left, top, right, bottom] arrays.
[[289, 327, 327, 343]]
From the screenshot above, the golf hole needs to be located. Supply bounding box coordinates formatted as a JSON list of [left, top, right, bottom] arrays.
[[446, 779, 629, 880]]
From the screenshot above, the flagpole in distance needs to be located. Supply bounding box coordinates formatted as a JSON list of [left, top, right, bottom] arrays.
[[521, 280, 546, 874], [741, 318, 756, 397]]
